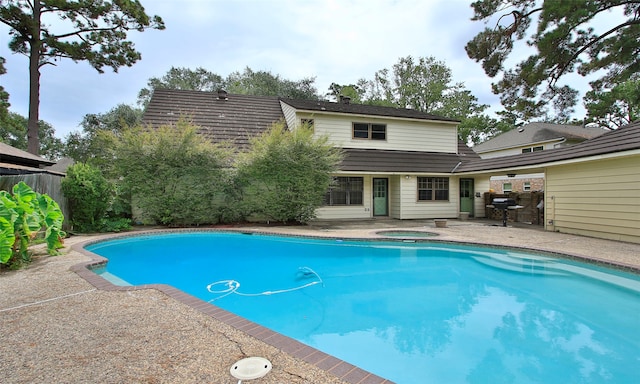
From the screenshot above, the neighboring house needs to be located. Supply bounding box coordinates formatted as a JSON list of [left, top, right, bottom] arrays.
[[0, 143, 70, 227], [458, 122, 640, 244], [143, 89, 489, 221], [0, 141, 56, 175], [472, 123, 608, 193]]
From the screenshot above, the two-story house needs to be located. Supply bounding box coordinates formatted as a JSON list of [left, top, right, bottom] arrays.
[[142, 89, 640, 243], [142, 89, 488, 221]]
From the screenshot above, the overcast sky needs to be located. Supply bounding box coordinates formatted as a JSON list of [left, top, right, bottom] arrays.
[[0, 0, 607, 140]]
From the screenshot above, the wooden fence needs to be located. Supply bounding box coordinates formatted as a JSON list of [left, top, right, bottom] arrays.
[[0, 173, 71, 230]]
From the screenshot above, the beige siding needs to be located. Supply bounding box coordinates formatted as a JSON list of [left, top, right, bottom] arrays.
[[279, 101, 298, 129], [473, 176, 491, 218], [315, 174, 463, 220], [390, 175, 402, 219], [545, 155, 640, 243], [398, 175, 459, 219], [478, 141, 556, 159], [313, 115, 457, 153], [315, 176, 372, 220]]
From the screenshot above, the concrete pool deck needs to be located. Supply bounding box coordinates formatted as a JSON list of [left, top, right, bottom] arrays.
[[1, 218, 639, 384]]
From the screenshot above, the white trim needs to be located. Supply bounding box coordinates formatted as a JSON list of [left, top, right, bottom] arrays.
[[474, 137, 564, 154], [456, 149, 640, 176], [282, 107, 460, 126]]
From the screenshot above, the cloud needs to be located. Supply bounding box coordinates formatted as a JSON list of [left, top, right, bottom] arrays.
[[0, 0, 601, 139]]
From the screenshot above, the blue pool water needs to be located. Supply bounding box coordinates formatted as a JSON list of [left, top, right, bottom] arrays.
[[87, 232, 640, 384]]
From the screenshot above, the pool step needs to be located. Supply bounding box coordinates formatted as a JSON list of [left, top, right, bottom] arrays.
[[471, 253, 567, 276], [98, 272, 132, 286]]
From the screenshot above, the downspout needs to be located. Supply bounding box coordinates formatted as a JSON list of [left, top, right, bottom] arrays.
[[451, 161, 462, 173], [553, 137, 567, 149]]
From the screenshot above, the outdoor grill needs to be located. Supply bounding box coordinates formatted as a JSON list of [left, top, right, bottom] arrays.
[[490, 198, 518, 227]]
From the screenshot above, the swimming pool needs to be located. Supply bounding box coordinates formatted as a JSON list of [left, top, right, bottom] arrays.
[[87, 232, 640, 384]]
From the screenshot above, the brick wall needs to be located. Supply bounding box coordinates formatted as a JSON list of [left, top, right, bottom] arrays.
[[490, 177, 545, 193]]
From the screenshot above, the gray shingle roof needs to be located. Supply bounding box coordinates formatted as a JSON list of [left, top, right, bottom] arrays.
[[280, 98, 460, 123], [0, 142, 55, 167], [142, 89, 476, 174], [473, 122, 608, 153], [142, 89, 285, 151], [458, 121, 640, 173], [341, 148, 465, 173]]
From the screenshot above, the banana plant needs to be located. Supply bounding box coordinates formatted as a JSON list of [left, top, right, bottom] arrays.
[[38, 193, 65, 253], [0, 182, 66, 266]]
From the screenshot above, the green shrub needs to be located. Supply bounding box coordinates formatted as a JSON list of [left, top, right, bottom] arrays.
[[100, 217, 132, 232], [114, 120, 234, 226], [237, 122, 343, 224], [61, 163, 114, 232], [0, 182, 65, 268]]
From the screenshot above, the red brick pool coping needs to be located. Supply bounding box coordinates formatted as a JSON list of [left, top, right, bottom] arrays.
[[70, 228, 640, 384], [71, 230, 394, 384]]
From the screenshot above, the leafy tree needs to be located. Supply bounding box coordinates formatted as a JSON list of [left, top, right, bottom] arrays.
[[113, 120, 234, 226], [237, 122, 343, 224], [585, 77, 640, 129], [0, 0, 164, 155], [0, 111, 63, 160], [465, 0, 640, 121], [0, 57, 8, 118], [138, 66, 321, 106], [325, 82, 365, 103], [137, 66, 224, 107], [380, 56, 464, 113], [225, 67, 319, 100], [64, 103, 143, 169], [356, 56, 496, 144], [61, 163, 113, 232], [458, 115, 512, 146]]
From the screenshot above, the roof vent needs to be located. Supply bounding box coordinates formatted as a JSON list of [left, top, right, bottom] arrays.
[[217, 89, 228, 100], [339, 95, 351, 105]]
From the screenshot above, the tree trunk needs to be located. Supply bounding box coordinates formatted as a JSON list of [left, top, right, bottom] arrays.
[[27, 1, 42, 156]]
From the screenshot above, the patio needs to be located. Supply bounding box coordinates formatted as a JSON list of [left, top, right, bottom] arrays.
[[1, 219, 638, 384]]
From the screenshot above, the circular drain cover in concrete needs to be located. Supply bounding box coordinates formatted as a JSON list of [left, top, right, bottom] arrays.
[[230, 357, 272, 381]]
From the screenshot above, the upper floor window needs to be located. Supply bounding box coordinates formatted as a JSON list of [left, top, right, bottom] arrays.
[[301, 119, 314, 129], [353, 123, 386, 140], [522, 146, 543, 153], [417, 177, 449, 201]]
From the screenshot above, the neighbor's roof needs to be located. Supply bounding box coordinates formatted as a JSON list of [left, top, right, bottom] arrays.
[[142, 89, 285, 151], [280, 98, 460, 123], [458, 121, 640, 173], [473, 122, 608, 153], [0, 142, 55, 167]]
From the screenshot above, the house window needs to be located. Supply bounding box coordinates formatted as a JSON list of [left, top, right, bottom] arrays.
[[522, 146, 544, 153], [325, 177, 363, 206], [417, 177, 449, 201], [301, 119, 314, 130], [353, 123, 386, 140], [503, 183, 513, 193], [523, 182, 531, 191]]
